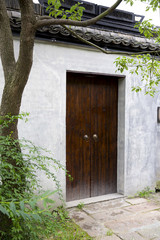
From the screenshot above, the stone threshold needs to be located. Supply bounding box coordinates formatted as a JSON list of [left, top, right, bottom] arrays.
[[66, 193, 124, 208]]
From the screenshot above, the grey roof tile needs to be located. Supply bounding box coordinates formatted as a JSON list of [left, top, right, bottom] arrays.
[[8, 10, 160, 51]]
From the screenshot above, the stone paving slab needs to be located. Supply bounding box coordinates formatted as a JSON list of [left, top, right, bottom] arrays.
[[68, 207, 107, 237], [78, 219, 107, 237], [117, 232, 145, 240], [123, 202, 160, 214], [104, 210, 160, 234], [68, 196, 160, 239], [135, 222, 160, 239], [91, 207, 132, 222], [126, 198, 149, 205], [68, 208, 93, 222], [83, 198, 130, 215], [96, 234, 121, 240]]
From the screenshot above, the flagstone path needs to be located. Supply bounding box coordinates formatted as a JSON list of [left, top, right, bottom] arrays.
[[68, 194, 160, 239]]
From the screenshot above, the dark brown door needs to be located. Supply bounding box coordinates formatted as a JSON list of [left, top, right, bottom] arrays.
[[66, 72, 118, 201]]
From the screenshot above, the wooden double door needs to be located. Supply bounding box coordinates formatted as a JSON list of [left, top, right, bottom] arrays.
[[66, 72, 118, 201]]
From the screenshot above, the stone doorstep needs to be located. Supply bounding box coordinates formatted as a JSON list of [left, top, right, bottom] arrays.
[[66, 193, 124, 208]]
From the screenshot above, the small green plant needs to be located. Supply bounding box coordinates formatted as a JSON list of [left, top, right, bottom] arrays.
[[137, 187, 153, 198], [77, 202, 84, 209], [106, 229, 113, 236]]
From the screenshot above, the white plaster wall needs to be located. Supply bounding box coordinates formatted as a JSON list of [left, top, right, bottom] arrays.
[[0, 38, 160, 201], [124, 73, 158, 194]]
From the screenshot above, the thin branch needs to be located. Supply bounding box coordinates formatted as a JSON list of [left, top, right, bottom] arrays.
[[63, 26, 160, 56], [37, 16, 52, 20], [0, 0, 15, 81], [130, 49, 160, 56], [63, 25, 113, 54], [35, 0, 123, 29]]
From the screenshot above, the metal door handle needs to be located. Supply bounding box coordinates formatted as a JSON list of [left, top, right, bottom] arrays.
[[93, 134, 98, 141], [84, 135, 89, 141]]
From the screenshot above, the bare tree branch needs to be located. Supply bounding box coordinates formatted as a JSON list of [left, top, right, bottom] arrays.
[[63, 26, 160, 57], [0, 0, 15, 81], [35, 0, 123, 29], [37, 16, 52, 20], [16, 0, 37, 87], [0, 0, 37, 132]]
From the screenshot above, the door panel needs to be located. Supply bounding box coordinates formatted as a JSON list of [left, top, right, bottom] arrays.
[[66, 73, 91, 201], [66, 72, 118, 201], [90, 77, 118, 197]]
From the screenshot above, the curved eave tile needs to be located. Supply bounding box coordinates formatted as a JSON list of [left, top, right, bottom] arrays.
[[9, 16, 160, 51]]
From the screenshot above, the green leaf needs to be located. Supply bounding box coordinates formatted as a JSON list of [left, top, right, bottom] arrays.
[[0, 205, 10, 217], [18, 210, 28, 220], [20, 201, 25, 211], [39, 190, 57, 199], [28, 199, 37, 210], [30, 213, 42, 222], [10, 202, 17, 215]]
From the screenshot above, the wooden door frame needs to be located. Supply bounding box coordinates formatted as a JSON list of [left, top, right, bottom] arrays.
[[66, 70, 126, 201]]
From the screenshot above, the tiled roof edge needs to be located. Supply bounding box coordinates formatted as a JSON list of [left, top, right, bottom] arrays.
[[8, 10, 160, 51]]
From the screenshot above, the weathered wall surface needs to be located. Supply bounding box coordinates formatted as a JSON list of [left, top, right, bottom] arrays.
[[0, 38, 159, 202]]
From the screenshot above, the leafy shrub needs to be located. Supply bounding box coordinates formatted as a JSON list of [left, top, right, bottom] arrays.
[[0, 113, 69, 239]]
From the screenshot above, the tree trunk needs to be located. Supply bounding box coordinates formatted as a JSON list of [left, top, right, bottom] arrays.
[[0, 15, 36, 236], [1, 81, 22, 138], [0, 62, 35, 238]]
